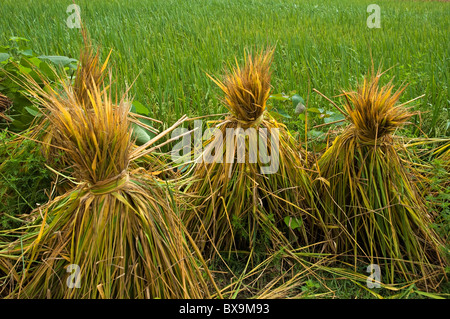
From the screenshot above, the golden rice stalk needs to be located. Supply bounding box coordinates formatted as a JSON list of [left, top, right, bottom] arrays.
[[72, 31, 111, 108], [0, 55, 216, 298], [37, 33, 111, 171], [435, 141, 450, 172], [184, 49, 325, 257], [315, 70, 448, 290]]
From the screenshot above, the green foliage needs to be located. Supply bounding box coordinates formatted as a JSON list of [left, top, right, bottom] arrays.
[[129, 100, 158, 146], [269, 90, 344, 152], [268, 91, 299, 120], [0, 37, 77, 132], [0, 130, 53, 229], [283, 216, 302, 230]]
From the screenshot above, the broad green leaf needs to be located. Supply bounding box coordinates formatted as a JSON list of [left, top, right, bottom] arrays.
[[291, 94, 305, 107], [284, 216, 302, 230], [17, 64, 32, 75], [131, 123, 151, 145], [308, 129, 325, 138], [38, 55, 78, 67], [20, 56, 41, 68], [307, 107, 321, 113], [8, 119, 28, 131], [324, 112, 345, 124], [0, 53, 10, 62], [131, 100, 149, 115], [273, 108, 291, 118], [38, 61, 57, 80], [24, 106, 42, 117], [19, 49, 33, 57], [269, 93, 290, 101], [67, 61, 78, 70]]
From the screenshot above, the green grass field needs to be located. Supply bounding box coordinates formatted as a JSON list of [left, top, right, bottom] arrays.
[[1, 0, 448, 136]]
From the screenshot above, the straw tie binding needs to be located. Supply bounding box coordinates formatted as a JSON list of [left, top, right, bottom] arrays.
[[230, 111, 265, 129], [87, 171, 130, 195], [352, 127, 394, 147]]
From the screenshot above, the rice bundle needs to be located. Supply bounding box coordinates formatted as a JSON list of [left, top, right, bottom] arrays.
[[184, 49, 322, 257], [315, 70, 447, 289], [0, 50, 215, 298], [0, 92, 12, 121]]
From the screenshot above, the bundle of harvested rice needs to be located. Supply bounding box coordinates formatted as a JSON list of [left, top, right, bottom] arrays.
[[0, 92, 12, 121], [315, 69, 447, 289], [0, 52, 216, 298], [184, 49, 323, 257]]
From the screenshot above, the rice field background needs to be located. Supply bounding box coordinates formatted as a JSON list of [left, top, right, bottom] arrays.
[[1, 0, 448, 135], [0, 0, 449, 301]]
